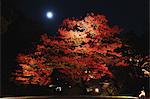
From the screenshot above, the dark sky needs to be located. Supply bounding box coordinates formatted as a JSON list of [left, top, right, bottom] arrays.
[[1, 0, 149, 97], [5, 0, 149, 34]]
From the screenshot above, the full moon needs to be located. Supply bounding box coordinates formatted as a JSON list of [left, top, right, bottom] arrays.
[[46, 11, 53, 19]]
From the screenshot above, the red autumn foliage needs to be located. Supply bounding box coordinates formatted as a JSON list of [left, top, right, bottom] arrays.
[[13, 13, 129, 86]]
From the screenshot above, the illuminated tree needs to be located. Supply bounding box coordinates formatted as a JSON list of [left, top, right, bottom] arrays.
[[12, 13, 129, 87]]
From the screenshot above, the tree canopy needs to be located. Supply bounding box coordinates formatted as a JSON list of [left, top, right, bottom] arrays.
[[13, 13, 129, 86]]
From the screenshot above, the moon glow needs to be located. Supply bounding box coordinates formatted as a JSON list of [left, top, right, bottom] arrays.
[[46, 11, 53, 19]]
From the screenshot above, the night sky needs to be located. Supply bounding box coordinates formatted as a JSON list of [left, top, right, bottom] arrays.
[[1, 0, 149, 97], [4, 0, 149, 34]]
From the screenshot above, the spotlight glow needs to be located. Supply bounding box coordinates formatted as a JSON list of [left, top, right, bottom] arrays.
[[95, 88, 99, 93]]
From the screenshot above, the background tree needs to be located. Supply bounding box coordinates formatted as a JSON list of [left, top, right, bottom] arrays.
[[12, 13, 129, 92]]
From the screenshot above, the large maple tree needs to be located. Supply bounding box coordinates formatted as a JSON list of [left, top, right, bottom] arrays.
[[12, 13, 129, 86]]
